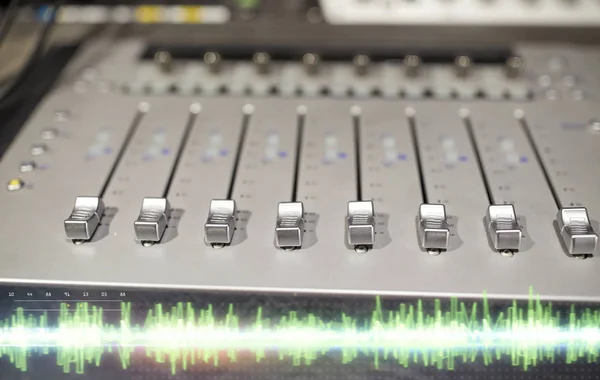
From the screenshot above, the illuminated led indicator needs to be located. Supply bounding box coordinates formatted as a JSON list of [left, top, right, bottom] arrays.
[[7, 178, 24, 191], [264, 132, 281, 162], [86, 131, 113, 159], [440, 136, 460, 166], [382, 136, 397, 165], [499, 138, 525, 166], [324, 134, 339, 163], [203, 133, 223, 162], [143, 129, 167, 161]]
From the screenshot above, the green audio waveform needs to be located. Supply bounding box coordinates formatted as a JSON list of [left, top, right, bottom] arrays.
[[1, 290, 599, 374]]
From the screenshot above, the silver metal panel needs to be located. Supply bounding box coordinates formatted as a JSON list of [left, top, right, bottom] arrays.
[[1, 40, 600, 301], [524, 104, 600, 217]]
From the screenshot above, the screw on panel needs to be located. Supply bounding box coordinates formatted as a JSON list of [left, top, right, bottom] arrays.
[[500, 250, 515, 258], [427, 248, 442, 256]]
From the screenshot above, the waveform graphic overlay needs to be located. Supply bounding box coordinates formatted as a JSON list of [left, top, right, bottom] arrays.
[[1, 290, 599, 374]]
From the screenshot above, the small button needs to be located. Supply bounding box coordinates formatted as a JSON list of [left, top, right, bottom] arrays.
[[30, 144, 47, 156], [545, 89, 560, 101], [19, 161, 36, 172], [562, 74, 577, 87], [54, 110, 70, 122], [538, 74, 552, 88], [41, 128, 58, 140], [571, 89, 585, 101], [7, 178, 24, 191]]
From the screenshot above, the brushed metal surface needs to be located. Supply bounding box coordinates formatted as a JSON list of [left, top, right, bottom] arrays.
[[0, 39, 598, 301]]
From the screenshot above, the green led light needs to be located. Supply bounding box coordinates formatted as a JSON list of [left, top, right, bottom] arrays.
[[0, 290, 599, 374]]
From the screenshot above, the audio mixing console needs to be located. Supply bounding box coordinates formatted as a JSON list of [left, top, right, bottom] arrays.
[[0, 38, 599, 303]]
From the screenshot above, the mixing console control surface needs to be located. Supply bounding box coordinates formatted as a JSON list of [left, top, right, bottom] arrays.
[[1, 94, 599, 300], [0, 40, 599, 301]]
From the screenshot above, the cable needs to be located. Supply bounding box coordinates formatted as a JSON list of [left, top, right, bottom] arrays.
[[0, 0, 20, 51], [0, 3, 60, 110]]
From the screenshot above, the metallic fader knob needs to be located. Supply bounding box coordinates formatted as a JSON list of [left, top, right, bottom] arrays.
[[64, 196, 105, 244], [275, 202, 305, 250], [346, 200, 375, 252], [487, 204, 522, 255], [557, 207, 598, 257], [134, 197, 171, 246], [205, 199, 237, 248], [417, 203, 450, 255]]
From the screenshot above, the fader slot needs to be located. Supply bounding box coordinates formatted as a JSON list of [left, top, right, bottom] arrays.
[[411, 104, 490, 257], [462, 111, 522, 255], [358, 103, 422, 251], [407, 109, 451, 255], [295, 101, 357, 252], [3, 95, 141, 246], [518, 107, 598, 257], [225, 101, 299, 251], [64, 107, 145, 244], [133, 105, 198, 246], [467, 106, 559, 256], [274, 107, 306, 251], [203, 105, 251, 248], [346, 108, 375, 252], [96, 100, 193, 250], [166, 100, 246, 249]]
